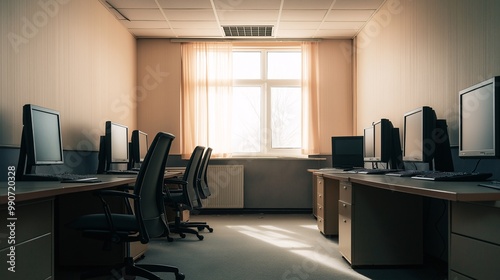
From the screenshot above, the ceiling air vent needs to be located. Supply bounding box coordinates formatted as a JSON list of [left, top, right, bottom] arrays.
[[222, 25, 273, 37]]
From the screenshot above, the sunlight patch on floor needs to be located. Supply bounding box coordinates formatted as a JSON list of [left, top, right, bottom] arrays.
[[290, 249, 370, 279], [227, 225, 311, 248], [300, 224, 319, 230]]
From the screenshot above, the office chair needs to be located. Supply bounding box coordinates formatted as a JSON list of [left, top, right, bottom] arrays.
[[188, 147, 214, 232], [163, 146, 206, 240], [67, 132, 185, 280]]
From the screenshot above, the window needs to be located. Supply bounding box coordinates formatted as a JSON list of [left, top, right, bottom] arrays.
[[231, 49, 302, 156], [181, 42, 319, 158]]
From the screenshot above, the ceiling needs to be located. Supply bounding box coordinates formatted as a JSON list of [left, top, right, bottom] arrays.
[[100, 0, 387, 40]]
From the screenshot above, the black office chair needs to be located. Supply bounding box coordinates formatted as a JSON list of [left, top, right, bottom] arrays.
[[163, 146, 206, 240], [68, 132, 185, 280], [168, 147, 215, 234]]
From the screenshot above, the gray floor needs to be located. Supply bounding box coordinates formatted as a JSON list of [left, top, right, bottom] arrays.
[[139, 214, 447, 280]]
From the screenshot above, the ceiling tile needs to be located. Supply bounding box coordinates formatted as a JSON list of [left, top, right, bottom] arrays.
[[106, 0, 157, 9], [315, 29, 357, 38], [169, 21, 220, 29], [214, 0, 282, 10], [119, 9, 165, 21], [156, 0, 213, 9], [276, 29, 317, 38], [321, 21, 365, 29], [122, 20, 169, 29], [217, 10, 279, 21], [278, 22, 322, 30], [283, 0, 334, 9], [280, 10, 329, 21], [331, 0, 386, 10], [327, 10, 375, 21], [163, 9, 216, 21]]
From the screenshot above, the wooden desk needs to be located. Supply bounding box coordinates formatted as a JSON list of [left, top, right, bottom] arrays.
[[309, 170, 500, 278], [0, 172, 180, 280]]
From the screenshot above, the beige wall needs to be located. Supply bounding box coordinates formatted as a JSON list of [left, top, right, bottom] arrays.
[[356, 0, 500, 146], [136, 40, 182, 154], [0, 0, 136, 151], [136, 39, 353, 155]]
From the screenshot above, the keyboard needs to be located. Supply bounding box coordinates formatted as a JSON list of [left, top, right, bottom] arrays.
[[106, 170, 139, 175], [23, 173, 100, 183], [411, 172, 492, 181], [385, 170, 433, 177]]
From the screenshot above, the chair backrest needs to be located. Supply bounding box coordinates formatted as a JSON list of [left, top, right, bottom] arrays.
[[134, 132, 175, 243], [197, 147, 212, 200], [182, 146, 205, 209]]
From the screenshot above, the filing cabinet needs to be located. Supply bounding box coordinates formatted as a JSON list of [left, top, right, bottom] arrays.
[[338, 182, 423, 266], [450, 201, 500, 280], [316, 175, 339, 235]]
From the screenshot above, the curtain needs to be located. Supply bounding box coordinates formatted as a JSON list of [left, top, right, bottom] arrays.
[[301, 42, 320, 155], [181, 41, 320, 158], [181, 42, 233, 158]]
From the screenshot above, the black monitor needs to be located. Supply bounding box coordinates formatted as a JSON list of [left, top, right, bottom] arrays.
[[130, 130, 149, 166], [17, 104, 64, 179], [459, 76, 500, 158], [105, 121, 129, 170], [331, 136, 364, 169], [373, 119, 394, 163], [363, 126, 375, 162], [403, 106, 437, 163]]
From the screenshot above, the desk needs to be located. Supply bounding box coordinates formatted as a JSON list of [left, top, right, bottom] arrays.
[[0, 172, 180, 280], [310, 170, 500, 279]]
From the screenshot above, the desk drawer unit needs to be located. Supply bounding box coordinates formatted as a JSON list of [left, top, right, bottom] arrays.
[[450, 201, 500, 280], [0, 199, 54, 280], [316, 176, 339, 235], [338, 182, 423, 267]]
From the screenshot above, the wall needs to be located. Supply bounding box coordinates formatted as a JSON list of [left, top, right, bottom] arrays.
[[355, 0, 500, 261], [0, 0, 136, 152], [136, 39, 353, 208], [356, 0, 500, 146]]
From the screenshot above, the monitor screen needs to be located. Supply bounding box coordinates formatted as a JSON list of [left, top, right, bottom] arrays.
[[131, 130, 149, 164], [459, 76, 500, 158], [23, 104, 64, 166], [105, 121, 129, 164], [331, 136, 364, 168], [373, 119, 394, 162], [363, 126, 375, 161], [403, 106, 437, 162]]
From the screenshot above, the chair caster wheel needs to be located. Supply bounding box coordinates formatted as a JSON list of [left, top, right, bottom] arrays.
[[180, 233, 186, 238], [176, 272, 185, 280], [197, 234, 204, 240], [167, 236, 174, 242], [208, 227, 214, 233], [197, 226, 205, 231]]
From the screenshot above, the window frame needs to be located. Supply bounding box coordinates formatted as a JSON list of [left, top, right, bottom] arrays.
[[231, 47, 303, 157]]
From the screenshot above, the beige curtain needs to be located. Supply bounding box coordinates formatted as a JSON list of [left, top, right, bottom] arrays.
[[181, 41, 320, 158], [301, 42, 320, 155], [181, 42, 233, 158]]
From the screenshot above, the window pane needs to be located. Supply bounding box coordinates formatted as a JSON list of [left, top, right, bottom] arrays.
[[271, 87, 301, 148], [233, 52, 261, 79], [268, 52, 301, 79], [232, 87, 261, 153]]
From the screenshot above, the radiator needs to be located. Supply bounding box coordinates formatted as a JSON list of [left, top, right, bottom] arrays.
[[203, 165, 244, 208]]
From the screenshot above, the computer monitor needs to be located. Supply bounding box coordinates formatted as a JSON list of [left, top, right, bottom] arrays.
[[373, 119, 394, 163], [131, 130, 149, 165], [459, 76, 500, 158], [403, 106, 437, 163], [105, 121, 129, 170], [363, 126, 375, 162], [17, 104, 64, 179], [331, 136, 364, 169]]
